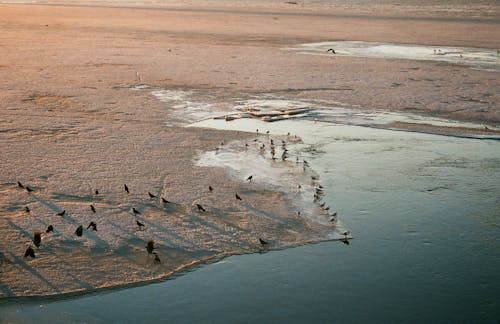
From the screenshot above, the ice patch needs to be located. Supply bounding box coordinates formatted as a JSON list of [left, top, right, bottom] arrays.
[[286, 41, 500, 71]]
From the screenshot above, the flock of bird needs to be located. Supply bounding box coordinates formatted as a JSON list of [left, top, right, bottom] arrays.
[[17, 131, 348, 262], [17, 180, 173, 263]]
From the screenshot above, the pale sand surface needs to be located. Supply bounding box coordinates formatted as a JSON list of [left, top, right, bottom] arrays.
[[0, 1, 499, 298]]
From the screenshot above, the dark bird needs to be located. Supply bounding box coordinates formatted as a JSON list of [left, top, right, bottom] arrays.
[[46, 225, 54, 233], [340, 237, 350, 245], [148, 192, 157, 199], [95, 189, 99, 195], [259, 238, 268, 245], [342, 230, 350, 236], [136, 220, 145, 228], [26, 186, 34, 193], [25, 206, 30, 213], [319, 202, 326, 208], [246, 175, 253, 182], [235, 193, 242, 201], [90, 205, 96, 213], [327, 48, 336, 54], [57, 210, 66, 217], [17, 181, 24, 188], [324, 206, 330, 211], [87, 221, 97, 231], [196, 204, 206, 212], [33, 230, 42, 247], [161, 197, 171, 204], [24, 246, 35, 258], [132, 207, 141, 215], [209, 185, 214, 192], [146, 239, 155, 254], [124, 184, 129, 193], [330, 212, 338, 217], [311, 176, 319, 181], [153, 252, 161, 264], [75, 225, 83, 237]]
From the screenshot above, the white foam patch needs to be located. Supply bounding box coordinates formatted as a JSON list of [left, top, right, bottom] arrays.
[[286, 41, 500, 71]]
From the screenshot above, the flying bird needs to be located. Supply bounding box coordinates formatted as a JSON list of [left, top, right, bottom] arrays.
[[340, 237, 350, 245], [17, 181, 24, 188], [24, 246, 35, 258], [235, 193, 242, 201], [46, 225, 54, 233], [25, 206, 30, 213], [161, 197, 170, 204], [136, 220, 145, 228], [327, 48, 336, 54], [259, 238, 268, 245], [124, 184, 129, 193], [132, 207, 141, 214], [87, 221, 97, 231], [148, 192, 157, 199], [90, 205, 96, 213], [75, 225, 83, 237], [26, 186, 34, 193], [246, 175, 253, 182], [57, 210, 66, 217], [196, 204, 206, 212]]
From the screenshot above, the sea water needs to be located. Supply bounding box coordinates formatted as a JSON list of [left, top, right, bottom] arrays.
[[1, 113, 499, 323]]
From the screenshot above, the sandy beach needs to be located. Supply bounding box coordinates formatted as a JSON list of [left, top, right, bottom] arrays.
[[1, 0, 499, 298]]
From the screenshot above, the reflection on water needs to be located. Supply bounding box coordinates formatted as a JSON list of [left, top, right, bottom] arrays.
[[2, 117, 499, 323]]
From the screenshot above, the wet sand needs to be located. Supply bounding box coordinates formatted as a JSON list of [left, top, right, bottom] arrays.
[[0, 0, 499, 298]]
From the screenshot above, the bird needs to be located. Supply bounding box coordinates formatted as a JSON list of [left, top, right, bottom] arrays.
[[247, 175, 253, 182], [87, 221, 97, 231], [33, 230, 42, 247], [324, 206, 330, 211], [136, 220, 145, 228], [90, 205, 96, 213], [24, 246, 35, 258], [17, 181, 24, 188], [75, 225, 83, 237], [196, 204, 206, 212], [330, 212, 338, 217], [161, 197, 170, 204], [26, 186, 34, 193], [340, 237, 350, 245], [124, 184, 129, 193], [319, 202, 326, 208], [25, 206, 30, 213], [235, 193, 242, 200], [57, 210, 66, 217], [209, 185, 214, 192], [95, 189, 99, 195], [259, 238, 268, 245], [342, 230, 350, 236], [132, 207, 141, 215], [46, 225, 54, 233], [327, 48, 336, 54], [148, 192, 157, 199], [311, 176, 319, 180], [146, 239, 154, 254], [153, 252, 161, 264]]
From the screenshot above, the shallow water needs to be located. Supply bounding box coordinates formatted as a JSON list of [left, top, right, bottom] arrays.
[[2, 117, 499, 323], [287, 41, 500, 71]]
